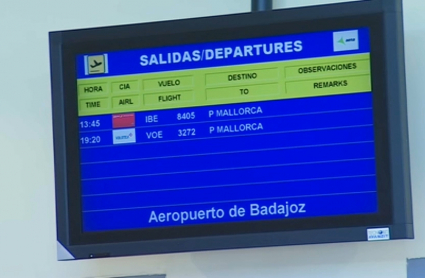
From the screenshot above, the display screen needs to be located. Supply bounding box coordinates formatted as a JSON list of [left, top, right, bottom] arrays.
[[76, 28, 376, 233]]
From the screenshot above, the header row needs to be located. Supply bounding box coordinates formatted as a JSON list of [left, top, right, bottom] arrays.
[[77, 28, 370, 79]]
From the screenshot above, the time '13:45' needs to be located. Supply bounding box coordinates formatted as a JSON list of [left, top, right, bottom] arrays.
[[80, 120, 101, 129]]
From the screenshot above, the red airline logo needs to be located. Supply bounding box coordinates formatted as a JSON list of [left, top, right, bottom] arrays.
[[112, 113, 135, 129]]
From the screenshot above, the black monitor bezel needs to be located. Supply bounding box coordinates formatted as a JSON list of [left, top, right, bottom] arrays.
[[51, 0, 412, 260], [67, 14, 389, 245]]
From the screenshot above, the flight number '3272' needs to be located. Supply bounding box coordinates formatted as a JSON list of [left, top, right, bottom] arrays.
[[178, 128, 196, 137]]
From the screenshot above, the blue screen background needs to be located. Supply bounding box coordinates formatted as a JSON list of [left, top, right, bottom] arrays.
[[78, 28, 377, 232]]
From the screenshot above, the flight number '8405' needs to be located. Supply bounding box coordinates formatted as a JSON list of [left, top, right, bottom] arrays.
[[177, 112, 195, 120]]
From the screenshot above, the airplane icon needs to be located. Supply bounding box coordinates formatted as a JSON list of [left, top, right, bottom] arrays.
[[90, 60, 102, 68], [86, 54, 107, 74]]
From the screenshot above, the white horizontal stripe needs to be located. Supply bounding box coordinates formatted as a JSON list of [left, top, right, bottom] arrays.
[[83, 191, 376, 213], [83, 174, 376, 197], [81, 157, 375, 181], [82, 140, 374, 165]]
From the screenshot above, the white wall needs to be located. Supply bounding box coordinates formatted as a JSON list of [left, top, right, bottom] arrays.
[[0, 0, 423, 277]]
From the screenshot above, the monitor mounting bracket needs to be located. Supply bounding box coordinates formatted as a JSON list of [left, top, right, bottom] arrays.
[[251, 0, 272, 12]]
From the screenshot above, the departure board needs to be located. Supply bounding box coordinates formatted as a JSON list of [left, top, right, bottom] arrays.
[[76, 28, 376, 232]]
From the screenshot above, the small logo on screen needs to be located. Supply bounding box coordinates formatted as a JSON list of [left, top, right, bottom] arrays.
[[112, 113, 135, 129], [333, 30, 359, 52], [84, 54, 108, 75], [113, 128, 136, 144], [367, 228, 390, 241]]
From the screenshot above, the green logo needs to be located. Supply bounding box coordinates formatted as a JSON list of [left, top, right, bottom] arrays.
[[338, 37, 345, 45]]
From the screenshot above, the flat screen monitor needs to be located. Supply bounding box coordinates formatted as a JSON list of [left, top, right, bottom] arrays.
[[50, 0, 413, 260]]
